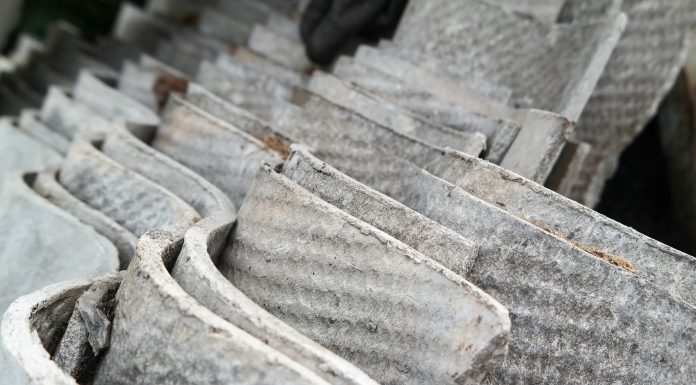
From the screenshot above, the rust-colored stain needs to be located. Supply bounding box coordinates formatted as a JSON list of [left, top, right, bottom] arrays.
[[530, 220, 638, 274], [154, 74, 189, 110], [249, 132, 290, 159]]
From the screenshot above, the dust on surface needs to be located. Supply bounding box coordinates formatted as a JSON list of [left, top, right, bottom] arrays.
[[530, 220, 639, 274]]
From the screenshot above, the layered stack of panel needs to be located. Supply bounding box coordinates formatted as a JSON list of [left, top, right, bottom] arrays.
[[0, 1, 693, 384]]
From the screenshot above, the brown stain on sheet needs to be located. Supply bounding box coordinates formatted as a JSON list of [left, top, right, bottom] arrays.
[[530, 220, 638, 274], [249, 132, 290, 159], [154, 74, 189, 110]]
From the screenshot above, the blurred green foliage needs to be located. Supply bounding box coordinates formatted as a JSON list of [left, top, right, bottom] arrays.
[[17, 0, 142, 42]]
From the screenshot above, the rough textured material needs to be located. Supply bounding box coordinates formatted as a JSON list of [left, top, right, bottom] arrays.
[[3, 2, 693, 383], [307, 71, 486, 156], [196, 59, 295, 121], [183, 82, 293, 157], [173, 212, 379, 385], [484, 0, 565, 23], [101, 128, 234, 217], [392, 0, 626, 120], [312, 148, 696, 385], [559, 0, 696, 207], [427, 149, 696, 307], [1, 277, 103, 385], [51, 303, 91, 380], [59, 139, 200, 237], [342, 46, 574, 183], [276, 89, 564, 186], [76, 277, 120, 355], [350, 45, 511, 104], [33, 170, 137, 269], [0, 120, 61, 191], [94, 225, 335, 385], [73, 70, 159, 143], [152, 94, 284, 207], [185, 82, 285, 139], [0, 171, 118, 315], [220, 166, 511, 385], [283, 146, 479, 276], [53, 275, 121, 380], [273, 91, 448, 172], [332, 55, 519, 163], [247, 24, 311, 72]]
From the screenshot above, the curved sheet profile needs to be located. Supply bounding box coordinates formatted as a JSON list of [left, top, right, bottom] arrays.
[[283, 145, 478, 276], [307, 71, 486, 157], [93, 225, 336, 385], [173, 213, 379, 385], [320, 148, 696, 385], [0, 172, 118, 315], [220, 166, 511, 385], [431, 148, 696, 307], [101, 128, 234, 217], [1, 277, 103, 385], [393, 0, 626, 119], [59, 139, 200, 237], [0, 119, 62, 191], [34, 170, 137, 268], [152, 94, 283, 207]]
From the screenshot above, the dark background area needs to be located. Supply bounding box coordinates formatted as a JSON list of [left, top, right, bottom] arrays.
[[3, 0, 144, 52], [597, 73, 696, 256], [597, 117, 692, 253]]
